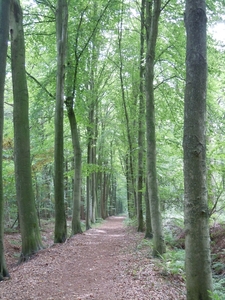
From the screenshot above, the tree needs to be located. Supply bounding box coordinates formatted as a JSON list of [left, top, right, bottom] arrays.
[[144, 181, 153, 239], [183, 0, 213, 298], [54, 0, 68, 243], [137, 0, 145, 233], [117, 3, 137, 219], [65, 0, 115, 227], [0, 0, 10, 280], [10, 0, 43, 261], [65, 3, 91, 231], [145, 0, 165, 256]]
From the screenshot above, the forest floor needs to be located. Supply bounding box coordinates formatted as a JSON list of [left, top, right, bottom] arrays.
[[1, 216, 186, 300]]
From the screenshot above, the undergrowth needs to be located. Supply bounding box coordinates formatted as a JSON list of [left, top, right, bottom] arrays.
[[126, 216, 225, 299], [209, 277, 225, 300], [158, 249, 185, 277], [123, 217, 138, 228]]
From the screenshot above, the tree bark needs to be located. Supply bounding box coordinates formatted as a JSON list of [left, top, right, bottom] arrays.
[[10, 0, 43, 261], [101, 171, 109, 219], [118, 6, 136, 216], [54, 0, 68, 243], [137, 0, 145, 233], [144, 181, 153, 239], [184, 0, 213, 298], [145, 0, 165, 256], [66, 105, 82, 235], [0, 0, 10, 279], [86, 135, 92, 229]]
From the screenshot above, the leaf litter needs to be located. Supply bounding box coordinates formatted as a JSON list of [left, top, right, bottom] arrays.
[[1, 216, 185, 299]]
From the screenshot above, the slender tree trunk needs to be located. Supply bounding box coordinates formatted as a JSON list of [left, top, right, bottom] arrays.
[[87, 119, 97, 225], [125, 154, 134, 218], [137, 0, 145, 233], [54, 0, 68, 243], [184, 0, 213, 298], [65, 8, 85, 235], [0, 0, 10, 279], [109, 144, 115, 216], [118, 7, 136, 214], [89, 6, 98, 224], [86, 129, 93, 226], [65, 105, 82, 235], [10, 0, 43, 261], [113, 177, 117, 215], [144, 181, 153, 239], [91, 151, 97, 222], [100, 172, 106, 219], [145, 0, 165, 256], [86, 154, 92, 230], [101, 171, 109, 219], [89, 104, 97, 224]]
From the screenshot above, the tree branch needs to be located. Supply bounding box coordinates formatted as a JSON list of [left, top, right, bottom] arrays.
[[26, 71, 55, 99], [161, 0, 171, 12]]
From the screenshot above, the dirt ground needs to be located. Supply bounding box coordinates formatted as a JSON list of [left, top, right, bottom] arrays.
[[1, 216, 185, 300]]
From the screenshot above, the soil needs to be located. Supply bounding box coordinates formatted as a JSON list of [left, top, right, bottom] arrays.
[[210, 223, 225, 276], [1, 216, 186, 300]]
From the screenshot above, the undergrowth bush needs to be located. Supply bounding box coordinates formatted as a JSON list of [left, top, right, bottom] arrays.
[[158, 249, 185, 277], [209, 277, 225, 300], [126, 214, 225, 299], [123, 217, 138, 228]]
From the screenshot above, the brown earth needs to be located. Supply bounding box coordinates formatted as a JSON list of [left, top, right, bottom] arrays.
[[210, 223, 225, 276], [1, 216, 185, 300]]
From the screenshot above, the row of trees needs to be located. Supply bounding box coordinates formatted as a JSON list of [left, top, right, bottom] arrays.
[[1, 0, 225, 298]]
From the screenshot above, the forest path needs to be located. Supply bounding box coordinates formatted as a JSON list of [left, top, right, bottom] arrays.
[[1, 216, 185, 299]]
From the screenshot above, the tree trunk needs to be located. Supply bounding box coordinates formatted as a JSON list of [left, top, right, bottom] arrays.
[[86, 169, 91, 229], [54, 0, 68, 243], [145, 0, 165, 256], [184, 0, 213, 298], [125, 154, 134, 218], [118, 7, 137, 215], [137, 0, 145, 233], [0, 0, 10, 279], [10, 0, 43, 261], [101, 171, 109, 219], [145, 181, 153, 239], [86, 131, 93, 228], [89, 108, 97, 224], [66, 105, 82, 235], [88, 13, 98, 224]]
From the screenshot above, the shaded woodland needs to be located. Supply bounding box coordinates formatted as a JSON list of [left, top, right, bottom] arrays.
[[0, 0, 225, 298]]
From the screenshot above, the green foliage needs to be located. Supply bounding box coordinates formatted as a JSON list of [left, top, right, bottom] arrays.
[[123, 217, 137, 227], [136, 238, 152, 250], [158, 249, 185, 277], [136, 227, 186, 277], [163, 216, 184, 248], [3, 0, 224, 247], [209, 277, 225, 300], [212, 260, 225, 275]]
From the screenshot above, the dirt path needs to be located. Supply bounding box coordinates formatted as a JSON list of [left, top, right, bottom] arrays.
[[0, 216, 185, 299]]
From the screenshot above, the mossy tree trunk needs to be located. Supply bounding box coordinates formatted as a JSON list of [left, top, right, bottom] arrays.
[[0, 0, 10, 279], [54, 0, 68, 243], [183, 0, 213, 298], [10, 0, 43, 262]]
